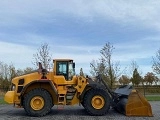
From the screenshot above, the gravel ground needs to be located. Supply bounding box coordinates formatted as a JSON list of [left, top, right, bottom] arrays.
[[0, 101, 159, 120]]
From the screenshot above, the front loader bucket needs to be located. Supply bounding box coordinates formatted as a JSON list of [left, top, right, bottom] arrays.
[[126, 89, 153, 116], [96, 74, 153, 117], [113, 85, 153, 117]]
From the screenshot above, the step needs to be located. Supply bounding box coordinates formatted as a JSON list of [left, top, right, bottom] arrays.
[[57, 105, 65, 110]]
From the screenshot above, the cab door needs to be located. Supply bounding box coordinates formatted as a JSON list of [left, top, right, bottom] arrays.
[[56, 61, 69, 80]]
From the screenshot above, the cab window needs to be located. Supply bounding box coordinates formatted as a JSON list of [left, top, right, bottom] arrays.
[[56, 61, 68, 80]]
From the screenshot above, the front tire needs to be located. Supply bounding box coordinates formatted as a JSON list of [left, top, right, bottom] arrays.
[[23, 88, 52, 117], [83, 88, 111, 116]]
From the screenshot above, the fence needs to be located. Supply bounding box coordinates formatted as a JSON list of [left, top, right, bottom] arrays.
[[134, 86, 160, 96], [1, 86, 160, 96], [113, 85, 160, 96]]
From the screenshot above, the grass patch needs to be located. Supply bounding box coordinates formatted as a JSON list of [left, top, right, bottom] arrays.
[[145, 95, 160, 101], [0, 91, 7, 104], [0, 97, 7, 104]]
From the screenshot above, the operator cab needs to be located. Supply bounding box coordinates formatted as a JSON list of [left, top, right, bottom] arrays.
[[53, 59, 75, 80]]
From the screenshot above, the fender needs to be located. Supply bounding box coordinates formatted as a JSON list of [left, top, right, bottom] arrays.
[[79, 78, 106, 101], [20, 80, 57, 95]]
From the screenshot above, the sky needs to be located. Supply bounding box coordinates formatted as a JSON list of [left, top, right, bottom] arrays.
[[0, 0, 160, 76]]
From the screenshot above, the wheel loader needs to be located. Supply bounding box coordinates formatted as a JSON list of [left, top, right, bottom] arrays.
[[4, 59, 153, 117]]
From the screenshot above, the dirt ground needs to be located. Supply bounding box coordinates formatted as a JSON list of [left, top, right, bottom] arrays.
[[0, 101, 159, 120]]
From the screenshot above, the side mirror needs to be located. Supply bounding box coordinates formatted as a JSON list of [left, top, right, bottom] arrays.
[[73, 62, 75, 68]]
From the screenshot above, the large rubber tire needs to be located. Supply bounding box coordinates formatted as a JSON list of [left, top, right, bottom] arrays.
[[23, 88, 52, 117], [81, 101, 85, 108], [83, 88, 111, 116]]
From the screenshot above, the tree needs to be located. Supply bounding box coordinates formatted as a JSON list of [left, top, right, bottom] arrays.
[[15, 67, 34, 76], [130, 60, 139, 74], [0, 62, 35, 90], [23, 67, 34, 74], [119, 75, 130, 85], [16, 69, 24, 76], [90, 42, 121, 89], [0, 63, 9, 81], [154, 76, 159, 85], [152, 49, 160, 74], [129, 60, 143, 76], [130, 68, 142, 86], [33, 43, 52, 69], [144, 72, 158, 86], [90, 58, 106, 77], [100, 42, 121, 89], [0, 62, 14, 90], [90, 58, 109, 84], [8, 64, 17, 82]]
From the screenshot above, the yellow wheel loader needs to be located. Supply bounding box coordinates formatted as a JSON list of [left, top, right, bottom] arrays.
[[4, 59, 153, 117]]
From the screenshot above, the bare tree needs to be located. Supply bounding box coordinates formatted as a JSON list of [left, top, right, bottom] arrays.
[[129, 60, 143, 75], [90, 42, 121, 89], [33, 43, 52, 69], [90, 58, 109, 85], [90, 58, 106, 77], [152, 49, 160, 74], [0, 62, 35, 90], [16, 69, 24, 76], [15, 67, 34, 76], [101, 42, 121, 89], [0, 62, 9, 81], [0, 62, 15, 90], [130, 60, 139, 74], [8, 64, 16, 82], [23, 67, 34, 74]]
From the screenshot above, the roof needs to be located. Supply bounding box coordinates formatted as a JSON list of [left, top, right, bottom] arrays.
[[53, 59, 73, 62]]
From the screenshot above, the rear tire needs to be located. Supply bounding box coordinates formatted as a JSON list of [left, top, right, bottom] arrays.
[[81, 101, 84, 108], [83, 88, 111, 116], [23, 88, 52, 117]]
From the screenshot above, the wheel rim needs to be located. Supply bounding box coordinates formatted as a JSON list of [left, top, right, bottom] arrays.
[[91, 95, 105, 109], [30, 96, 44, 110]]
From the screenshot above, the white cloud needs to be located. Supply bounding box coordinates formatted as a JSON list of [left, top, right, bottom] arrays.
[[0, 41, 36, 68], [113, 37, 160, 62], [0, 0, 160, 76], [0, 38, 158, 76], [0, 1, 160, 30], [0, 41, 100, 73], [0, 0, 160, 29]]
